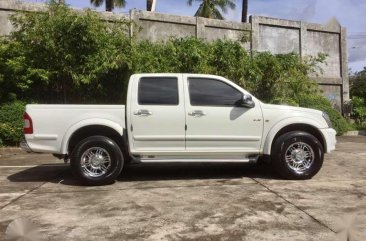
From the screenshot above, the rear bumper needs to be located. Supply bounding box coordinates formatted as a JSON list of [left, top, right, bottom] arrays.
[[320, 128, 337, 153], [20, 140, 33, 153]]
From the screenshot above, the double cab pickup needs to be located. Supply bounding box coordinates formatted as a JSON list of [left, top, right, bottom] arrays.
[[22, 74, 336, 185]]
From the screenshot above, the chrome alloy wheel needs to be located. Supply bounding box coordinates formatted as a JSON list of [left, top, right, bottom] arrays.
[[80, 147, 111, 177], [285, 142, 315, 174]]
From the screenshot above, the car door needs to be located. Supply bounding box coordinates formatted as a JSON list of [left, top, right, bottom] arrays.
[[184, 75, 263, 155], [129, 74, 185, 152]]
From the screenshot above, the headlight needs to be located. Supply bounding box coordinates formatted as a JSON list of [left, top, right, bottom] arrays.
[[322, 112, 332, 128]]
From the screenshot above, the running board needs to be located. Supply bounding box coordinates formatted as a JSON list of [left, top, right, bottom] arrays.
[[138, 157, 258, 164]]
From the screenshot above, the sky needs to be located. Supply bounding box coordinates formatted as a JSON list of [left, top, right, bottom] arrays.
[[25, 0, 366, 72]]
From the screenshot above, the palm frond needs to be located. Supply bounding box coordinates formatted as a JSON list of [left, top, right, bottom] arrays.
[[114, 0, 126, 8], [202, 1, 212, 18], [194, 3, 205, 17], [212, 7, 224, 19], [227, 1, 236, 10], [214, 0, 235, 14], [90, 0, 104, 7], [188, 0, 234, 19]]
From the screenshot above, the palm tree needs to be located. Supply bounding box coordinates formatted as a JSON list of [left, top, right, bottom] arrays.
[[187, 0, 236, 20], [241, 0, 248, 22], [90, 0, 126, 12]]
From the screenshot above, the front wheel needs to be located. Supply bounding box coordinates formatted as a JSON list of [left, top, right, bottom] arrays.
[[271, 131, 324, 180], [70, 136, 124, 185]]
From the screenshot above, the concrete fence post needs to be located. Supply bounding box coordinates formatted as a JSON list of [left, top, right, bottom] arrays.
[[249, 15, 259, 53], [196, 17, 206, 39], [341, 27, 350, 104], [300, 21, 307, 58]]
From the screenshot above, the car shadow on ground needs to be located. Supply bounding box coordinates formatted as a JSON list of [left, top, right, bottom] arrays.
[[7, 162, 280, 186]]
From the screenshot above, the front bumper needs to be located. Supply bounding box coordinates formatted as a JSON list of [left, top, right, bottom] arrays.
[[20, 140, 33, 153], [320, 128, 337, 153]]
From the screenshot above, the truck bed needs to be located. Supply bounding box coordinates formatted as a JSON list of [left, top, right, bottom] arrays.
[[24, 105, 125, 154]]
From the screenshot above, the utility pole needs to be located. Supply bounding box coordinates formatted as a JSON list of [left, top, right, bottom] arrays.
[[147, 0, 156, 11], [241, 0, 248, 22]]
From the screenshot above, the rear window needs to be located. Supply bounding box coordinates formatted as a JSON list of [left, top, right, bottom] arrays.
[[138, 77, 179, 105]]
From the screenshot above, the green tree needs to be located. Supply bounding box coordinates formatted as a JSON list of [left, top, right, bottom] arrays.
[[350, 68, 366, 128], [187, 0, 236, 19], [90, 0, 126, 12], [0, 2, 130, 103], [350, 67, 366, 102]]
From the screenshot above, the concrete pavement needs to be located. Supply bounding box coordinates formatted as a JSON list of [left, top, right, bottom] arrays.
[[0, 136, 365, 240]]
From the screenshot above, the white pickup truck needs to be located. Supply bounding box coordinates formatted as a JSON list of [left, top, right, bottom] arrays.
[[22, 74, 336, 185]]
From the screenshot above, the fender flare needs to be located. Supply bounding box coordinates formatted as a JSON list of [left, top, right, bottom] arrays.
[[262, 116, 324, 155], [61, 118, 124, 154]]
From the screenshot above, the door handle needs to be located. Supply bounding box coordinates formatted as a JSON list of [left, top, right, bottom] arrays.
[[134, 109, 153, 116], [188, 110, 206, 117]]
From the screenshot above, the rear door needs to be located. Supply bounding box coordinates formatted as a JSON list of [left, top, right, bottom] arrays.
[[129, 74, 185, 152], [183, 75, 263, 155]]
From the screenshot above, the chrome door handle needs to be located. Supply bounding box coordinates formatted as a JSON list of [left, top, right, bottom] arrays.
[[188, 110, 206, 117], [134, 109, 152, 116]]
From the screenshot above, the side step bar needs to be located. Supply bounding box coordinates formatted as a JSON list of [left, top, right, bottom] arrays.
[[133, 157, 258, 164]]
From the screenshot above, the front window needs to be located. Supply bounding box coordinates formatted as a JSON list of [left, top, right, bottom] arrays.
[[188, 78, 242, 106]]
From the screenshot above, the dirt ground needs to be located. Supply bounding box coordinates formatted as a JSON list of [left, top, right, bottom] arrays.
[[0, 136, 365, 241]]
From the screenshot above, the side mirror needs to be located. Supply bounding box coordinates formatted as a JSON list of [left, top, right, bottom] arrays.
[[241, 94, 255, 108]]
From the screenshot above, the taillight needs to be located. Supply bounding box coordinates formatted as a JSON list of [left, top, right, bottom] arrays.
[[23, 112, 33, 134]]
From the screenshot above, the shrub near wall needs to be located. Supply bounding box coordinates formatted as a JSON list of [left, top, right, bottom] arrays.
[[299, 95, 351, 135], [350, 68, 366, 129], [0, 2, 352, 146], [131, 38, 351, 134], [0, 101, 25, 146]]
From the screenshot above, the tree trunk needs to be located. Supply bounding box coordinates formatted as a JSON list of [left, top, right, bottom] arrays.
[[241, 0, 248, 22], [147, 0, 152, 11], [147, 0, 156, 11], [106, 0, 113, 12]]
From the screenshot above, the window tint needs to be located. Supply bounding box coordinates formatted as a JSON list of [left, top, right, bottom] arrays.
[[188, 78, 242, 106], [138, 77, 179, 105]]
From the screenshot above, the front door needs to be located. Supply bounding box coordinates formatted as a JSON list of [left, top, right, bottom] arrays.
[[130, 74, 185, 153], [184, 75, 263, 155]]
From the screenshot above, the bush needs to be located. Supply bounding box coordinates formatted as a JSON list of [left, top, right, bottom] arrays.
[[0, 1, 130, 104], [350, 68, 366, 130], [299, 95, 352, 135], [0, 101, 25, 146], [350, 68, 366, 102], [0, 2, 352, 144], [351, 96, 366, 129]]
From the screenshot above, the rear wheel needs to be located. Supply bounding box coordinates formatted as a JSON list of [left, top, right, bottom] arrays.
[[70, 136, 124, 185], [271, 131, 324, 180]]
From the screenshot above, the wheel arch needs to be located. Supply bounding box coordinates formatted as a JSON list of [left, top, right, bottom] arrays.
[[263, 118, 326, 155], [61, 119, 126, 155]]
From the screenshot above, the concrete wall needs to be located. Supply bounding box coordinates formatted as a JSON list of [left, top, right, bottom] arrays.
[[251, 16, 348, 111], [131, 10, 252, 50], [0, 0, 348, 111]]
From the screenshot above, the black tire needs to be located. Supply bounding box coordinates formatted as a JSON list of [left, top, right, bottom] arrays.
[[70, 136, 124, 185], [271, 131, 324, 180]]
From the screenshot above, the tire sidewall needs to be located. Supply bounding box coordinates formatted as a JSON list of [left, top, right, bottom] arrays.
[[71, 136, 124, 185]]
